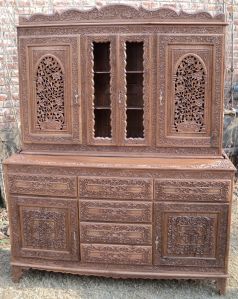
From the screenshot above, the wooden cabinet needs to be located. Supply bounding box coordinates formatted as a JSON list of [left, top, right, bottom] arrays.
[[154, 202, 229, 268], [19, 36, 81, 144], [4, 5, 236, 295], [10, 196, 79, 261]]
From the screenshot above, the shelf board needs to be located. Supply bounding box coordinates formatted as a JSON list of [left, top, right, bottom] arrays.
[[94, 106, 111, 110], [126, 107, 143, 110], [94, 71, 110, 74], [126, 70, 143, 74]]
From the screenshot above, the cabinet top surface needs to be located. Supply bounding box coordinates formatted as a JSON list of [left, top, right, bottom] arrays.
[[4, 153, 236, 171], [18, 4, 226, 26]]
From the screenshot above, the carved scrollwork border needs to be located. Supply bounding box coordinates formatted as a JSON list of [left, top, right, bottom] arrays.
[[19, 5, 225, 25]]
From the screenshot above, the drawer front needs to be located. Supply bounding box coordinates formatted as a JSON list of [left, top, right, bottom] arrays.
[[8, 174, 77, 197], [155, 179, 230, 202], [80, 200, 152, 223], [79, 177, 153, 200], [81, 244, 152, 265], [80, 223, 152, 245]]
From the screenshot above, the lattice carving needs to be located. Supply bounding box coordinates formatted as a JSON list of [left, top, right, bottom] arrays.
[[35, 55, 65, 130], [22, 208, 67, 250], [173, 54, 206, 133], [167, 216, 215, 257]]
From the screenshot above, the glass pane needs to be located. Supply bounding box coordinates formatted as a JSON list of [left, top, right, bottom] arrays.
[[126, 73, 143, 107], [126, 42, 143, 72], [93, 42, 110, 72], [93, 42, 111, 138], [125, 42, 144, 139], [94, 109, 112, 138], [94, 73, 110, 107], [126, 110, 144, 138]]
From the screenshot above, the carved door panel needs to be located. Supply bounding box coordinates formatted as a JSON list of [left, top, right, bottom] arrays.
[[85, 35, 117, 145], [10, 196, 79, 261], [157, 35, 224, 152], [19, 36, 81, 144], [118, 35, 152, 146], [154, 202, 229, 268]]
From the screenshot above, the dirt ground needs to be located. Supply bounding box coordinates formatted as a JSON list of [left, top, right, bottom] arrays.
[[0, 186, 237, 299]]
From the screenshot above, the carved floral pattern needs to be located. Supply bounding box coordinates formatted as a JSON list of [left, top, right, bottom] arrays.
[[173, 54, 206, 133], [35, 55, 65, 130], [81, 244, 152, 265], [22, 208, 67, 250], [167, 216, 215, 256]]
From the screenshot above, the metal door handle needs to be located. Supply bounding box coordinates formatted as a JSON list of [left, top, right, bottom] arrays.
[[155, 236, 159, 250], [74, 92, 79, 105], [160, 91, 163, 106]]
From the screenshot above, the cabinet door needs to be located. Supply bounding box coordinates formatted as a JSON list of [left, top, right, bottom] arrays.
[[85, 35, 117, 145], [19, 36, 81, 144], [10, 196, 79, 261], [154, 202, 228, 268], [118, 35, 152, 146], [157, 35, 224, 151]]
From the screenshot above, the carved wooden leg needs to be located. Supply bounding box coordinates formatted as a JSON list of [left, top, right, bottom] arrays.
[[11, 266, 26, 283], [216, 278, 227, 295]]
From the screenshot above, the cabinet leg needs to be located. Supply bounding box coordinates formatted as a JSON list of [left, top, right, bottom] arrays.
[[216, 278, 227, 295], [12, 266, 28, 283]]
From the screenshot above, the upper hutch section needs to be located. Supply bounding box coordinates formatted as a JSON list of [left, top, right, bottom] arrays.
[[17, 5, 227, 156]]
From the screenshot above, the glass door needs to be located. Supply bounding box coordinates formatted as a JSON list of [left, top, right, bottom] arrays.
[[119, 35, 152, 146], [86, 36, 117, 145]]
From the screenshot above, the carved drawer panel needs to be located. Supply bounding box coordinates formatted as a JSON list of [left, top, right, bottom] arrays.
[[80, 223, 152, 245], [8, 174, 77, 197], [79, 177, 153, 200], [154, 202, 229, 268], [81, 244, 152, 265], [155, 179, 230, 202], [10, 196, 79, 261], [80, 200, 152, 223]]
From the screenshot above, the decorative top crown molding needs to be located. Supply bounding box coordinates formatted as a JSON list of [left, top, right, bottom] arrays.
[[19, 4, 225, 25]]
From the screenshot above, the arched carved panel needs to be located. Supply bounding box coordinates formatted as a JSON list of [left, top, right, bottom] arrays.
[[173, 54, 206, 134], [35, 55, 65, 131]]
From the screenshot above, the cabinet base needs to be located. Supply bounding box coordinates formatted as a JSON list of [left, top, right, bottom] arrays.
[[11, 263, 228, 295]]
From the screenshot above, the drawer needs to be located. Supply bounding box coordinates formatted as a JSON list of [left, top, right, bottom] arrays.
[[81, 244, 152, 265], [8, 174, 77, 198], [79, 177, 153, 200], [80, 200, 152, 223], [80, 223, 152, 245], [154, 179, 231, 202]]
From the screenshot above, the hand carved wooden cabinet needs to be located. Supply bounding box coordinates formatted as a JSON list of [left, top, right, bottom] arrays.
[[3, 5, 236, 294]]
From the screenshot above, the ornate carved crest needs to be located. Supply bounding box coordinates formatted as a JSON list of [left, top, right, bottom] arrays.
[[35, 55, 65, 131], [173, 54, 206, 133], [19, 5, 225, 24]]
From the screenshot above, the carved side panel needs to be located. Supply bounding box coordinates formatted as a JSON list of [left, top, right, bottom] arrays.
[[8, 174, 77, 197], [80, 200, 152, 223], [172, 54, 206, 133], [154, 203, 228, 267], [155, 179, 230, 202], [10, 196, 79, 261], [19, 36, 81, 144], [35, 55, 65, 131], [78, 177, 153, 200], [81, 244, 152, 265], [80, 223, 152, 245], [157, 35, 223, 150]]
